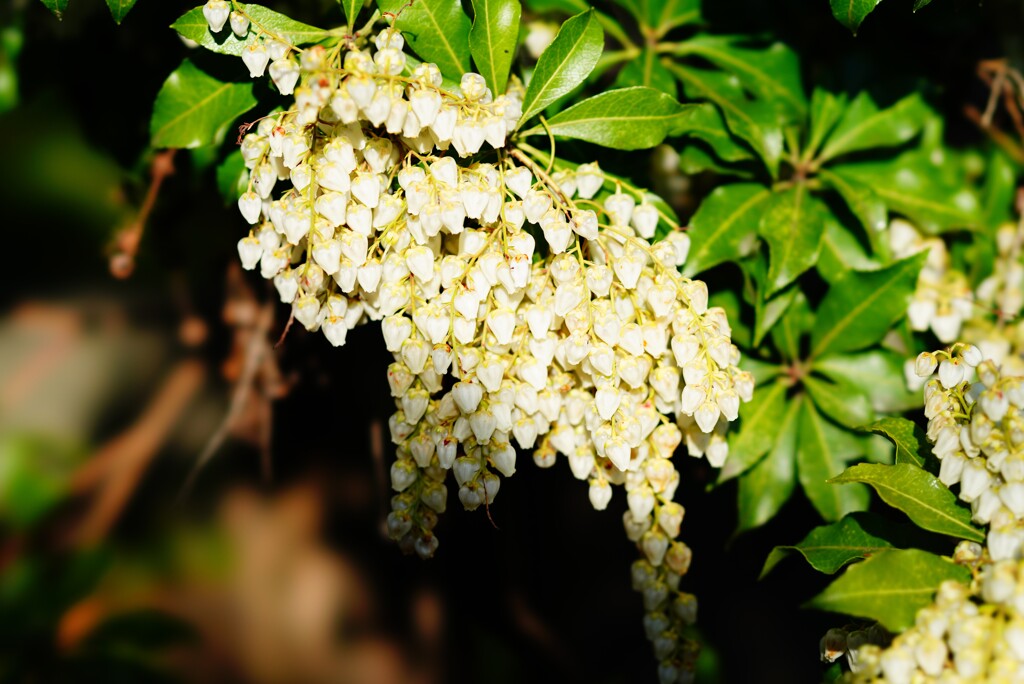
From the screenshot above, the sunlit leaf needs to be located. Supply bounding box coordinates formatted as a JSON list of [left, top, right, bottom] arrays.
[[814, 349, 923, 414], [106, 0, 137, 24], [819, 93, 929, 162], [810, 252, 926, 359], [470, 0, 520, 95], [805, 375, 874, 429], [683, 183, 769, 276], [807, 549, 969, 631], [150, 59, 257, 149], [830, 463, 985, 542], [798, 401, 869, 522], [379, 0, 472, 81], [829, 0, 883, 34], [613, 47, 676, 97], [519, 9, 603, 125], [760, 512, 896, 579], [737, 395, 801, 533], [524, 87, 695, 150], [855, 417, 927, 467], [757, 184, 828, 295]]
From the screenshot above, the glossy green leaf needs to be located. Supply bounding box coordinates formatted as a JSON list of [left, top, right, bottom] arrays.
[[683, 183, 769, 276], [831, 463, 985, 542], [524, 87, 695, 150], [150, 59, 257, 149], [172, 5, 330, 57], [816, 218, 880, 283], [834, 152, 979, 234], [613, 47, 676, 97], [737, 395, 801, 533], [340, 0, 362, 28], [856, 417, 927, 467], [829, 0, 883, 34], [612, 0, 700, 34], [805, 375, 874, 429], [914, 0, 933, 9], [39, 0, 69, 20], [677, 36, 806, 119], [760, 512, 895, 579], [469, 0, 520, 95], [673, 103, 755, 164], [739, 355, 784, 386], [106, 0, 137, 23], [670, 64, 784, 175], [798, 401, 869, 522], [720, 380, 788, 483], [807, 549, 969, 631], [810, 252, 926, 358], [814, 349, 921, 414], [519, 9, 603, 126], [770, 289, 812, 361], [757, 184, 828, 295], [819, 93, 929, 162], [754, 284, 797, 346], [820, 168, 887, 233], [806, 89, 847, 160], [379, 0, 472, 80], [216, 151, 249, 206]]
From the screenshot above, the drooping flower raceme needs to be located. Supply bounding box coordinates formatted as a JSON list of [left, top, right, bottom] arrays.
[[209, 3, 752, 680]]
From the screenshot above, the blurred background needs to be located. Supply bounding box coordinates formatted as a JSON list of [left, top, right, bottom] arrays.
[[1, 0, 1022, 682]]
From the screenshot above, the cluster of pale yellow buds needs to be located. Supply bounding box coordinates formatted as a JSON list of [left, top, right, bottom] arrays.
[[843, 543, 1024, 683], [889, 219, 974, 348], [209, 5, 752, 679], [915, 345, 1024, 561]]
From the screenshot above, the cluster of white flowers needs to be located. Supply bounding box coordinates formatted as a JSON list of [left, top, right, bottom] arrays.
[[915, 345, 1024, 560], [206, 3, 752, 678], [890, 219, 974, 346], [962, 222, 1024, 376], [843, 543, 1024, 683]]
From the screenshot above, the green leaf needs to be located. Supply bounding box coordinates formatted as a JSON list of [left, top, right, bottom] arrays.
[[677, 36, 806, 120], [673, 103, 755, 164], [798, 401, 869, 522], [808, 548, 970, 631], [820, 168, 887, 233], [39, 0, 69, 20], [806, 89, 847, 160], [809, 252, 926, 359], [805, 375, 874, 429], [613, 47, 676, 97], [670, 64, 784, 176], [523, 87, 694, 150], [150, 59, 258, 149], [106, 0, 137, 23], [340, 0, 362, 28], [830, 463, 985, 542], [770, 289, 812, 361], [760, 512, 896, 579], [612, 0, 700, 34], [720, 380, 788, 483], [757, 184, 828, 295], [172, 5, 330, 57], [469, 0, 520, 95], [816, 217, 880, 284], [519, 9, 603, 126], [754, 283, 797, 346], [683, 184, 769, 276], [830, 0, 883, 34], [814, 349, 922, 414], [855, 417, 927, 467], [378, 0, 472, 80], [216, 151, 249, 206], [834, 152, 979, 234], [819, 93, 929, 162], [737, 394, 801, 533]]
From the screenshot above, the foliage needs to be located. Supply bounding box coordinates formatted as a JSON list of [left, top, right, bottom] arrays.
[[8, 0, 1024, 681]]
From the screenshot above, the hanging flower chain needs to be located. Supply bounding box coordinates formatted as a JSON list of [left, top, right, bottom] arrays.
[[204, 2, 753, 679]]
